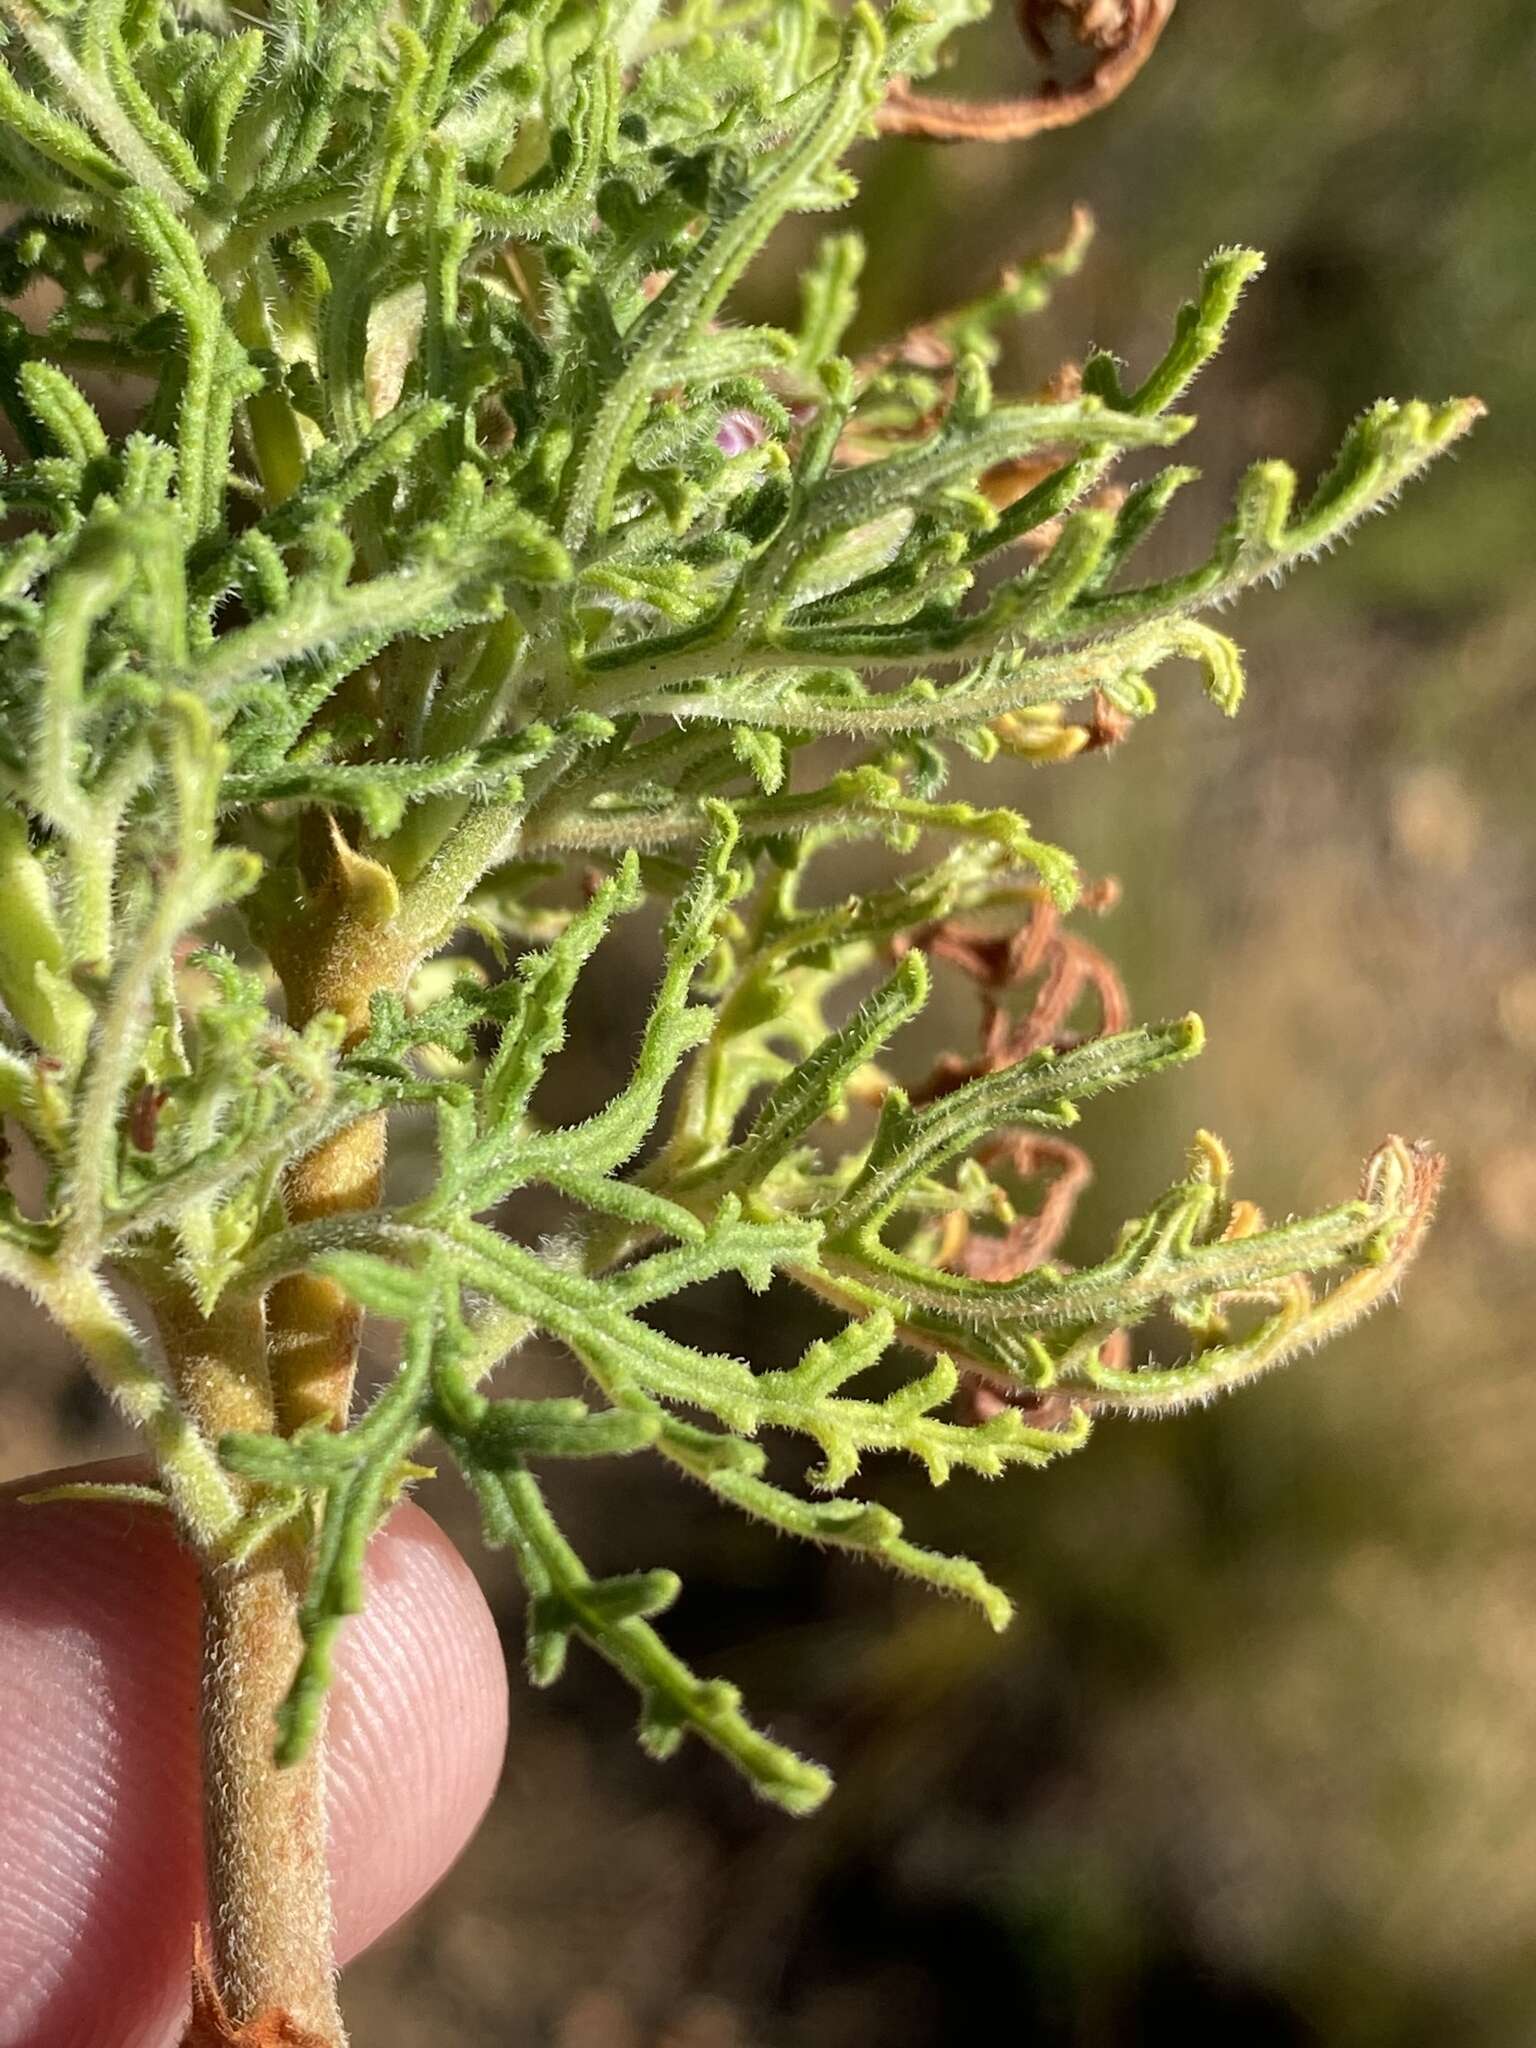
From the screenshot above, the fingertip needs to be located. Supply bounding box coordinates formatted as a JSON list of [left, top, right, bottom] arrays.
[[0, 1472, 509, 2046], [0, 1485, 203, 2048], [328, 1500, 509, 1960]]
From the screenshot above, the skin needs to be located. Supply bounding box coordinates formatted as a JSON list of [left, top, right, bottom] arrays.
[[0, 1465, 509, 2048]]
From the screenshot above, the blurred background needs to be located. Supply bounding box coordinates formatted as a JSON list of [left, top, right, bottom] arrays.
[[5, 1, 1535, 2040]]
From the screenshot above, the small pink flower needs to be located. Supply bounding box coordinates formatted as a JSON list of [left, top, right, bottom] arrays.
[[715, 408, 767, 456]]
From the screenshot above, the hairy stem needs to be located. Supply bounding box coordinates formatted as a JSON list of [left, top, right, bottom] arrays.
[[265, 863, 404, 1431], [200, 1543, 343, 2043], [267, 1111, 387, 1431], [265, 788, 522, 1424], [157, 1285, 346, 2043]]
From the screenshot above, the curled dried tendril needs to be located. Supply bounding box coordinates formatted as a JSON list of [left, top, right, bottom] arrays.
[[899, 876, 1128, 1101], [880, 0, 1178, 141]]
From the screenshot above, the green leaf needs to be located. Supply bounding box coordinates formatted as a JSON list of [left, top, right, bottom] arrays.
[[464, 1457, 831, 1813], [832, 1016, 1206, 1237], [718, 953, 928, 1185]]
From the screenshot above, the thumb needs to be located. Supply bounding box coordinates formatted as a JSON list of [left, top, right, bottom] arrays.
[[0, 1466, 508, 2048]]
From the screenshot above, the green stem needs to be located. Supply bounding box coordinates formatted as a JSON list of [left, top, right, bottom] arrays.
[[37, 1256, 241, 1547]]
